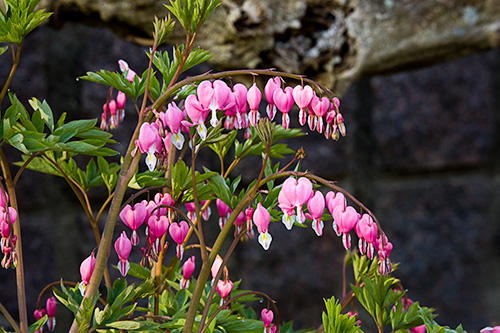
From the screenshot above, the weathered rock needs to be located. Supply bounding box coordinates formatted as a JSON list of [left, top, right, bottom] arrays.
[[38, 0, 500, 94]]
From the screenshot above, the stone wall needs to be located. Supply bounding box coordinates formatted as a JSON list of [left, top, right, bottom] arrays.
[[1, 23, 499, 331]]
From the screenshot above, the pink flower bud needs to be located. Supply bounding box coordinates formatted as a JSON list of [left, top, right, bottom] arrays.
[[211, 255, 223, 280], [46, 297, 57, 331], [115, 231, 132, 276], [79, 252, 96, 295], [181, 256, 196, 289], [306, 191, 325, 236], [265, 77, 281, 120]]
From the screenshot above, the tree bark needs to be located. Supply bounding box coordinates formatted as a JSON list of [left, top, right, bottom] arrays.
[[41, 0, 500, 93]]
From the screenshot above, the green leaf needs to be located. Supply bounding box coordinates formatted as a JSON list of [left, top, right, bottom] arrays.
[[93, 306, 111, 327], [29, 98, 54, 131], [160, 290, 179, 316], [182, 46, 213, 72], [28, 315, 48, 333], [8, 133, 28, 153], [206, 172, 233, 208], [129, 170, 167, 189], [80, 70, 140, 101], [322, 297, 362, 333], [14, 155, 61, 176], [171, 159, 191, 198], [106, 320, 142, 330], [8, 92, 30, 119], [0, 45, 8, 56], [128, 262, 151, 280]]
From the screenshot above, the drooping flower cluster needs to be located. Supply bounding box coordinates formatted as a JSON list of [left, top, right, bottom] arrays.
[[134, 77, 345, 172], [100, 60, 136, 130], [1, 189, 18, 269], [276, 176, 393, 275], [111, 192, 197, 276]]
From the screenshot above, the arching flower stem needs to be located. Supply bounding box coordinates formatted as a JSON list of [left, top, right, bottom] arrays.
[[152, 69, 336, 115]]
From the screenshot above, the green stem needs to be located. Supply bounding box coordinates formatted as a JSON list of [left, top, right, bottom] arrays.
[[184, 146, 271, 333], [197, 229, 246, 332], [0, 146, 28, 333], [183, 200, 251, 333], [0, 42, 22, 106], [0, 301, 21, 333], [69, 153, 140, 333]]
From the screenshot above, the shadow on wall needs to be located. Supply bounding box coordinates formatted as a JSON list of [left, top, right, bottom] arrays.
[[1, 21, 500, 331]]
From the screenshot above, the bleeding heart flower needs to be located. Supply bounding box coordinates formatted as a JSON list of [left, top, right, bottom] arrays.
[[169, 221, 189, 259], [216, 279, 233, 304], [310, 95, 330, 133], [46, 297, 57, 331], [216, 199, 232, 229], [79, 252, 96, 295], [181, 256, 195, 289], [253, 203, 272, 250], [247, 82, 262, 126], [280, 177, 313, 224], [292, 85, 314, 126], [261, 308, 274, 328], [306, 191, 325, 236], [119, 203, 147, 246], [264, 77, 281, 120], [232, 83, 248, 129], [115, 231, 132, 276], [161, 102, 186, 150], [273, 86, 294, 129], [135, 122, 163, 171]]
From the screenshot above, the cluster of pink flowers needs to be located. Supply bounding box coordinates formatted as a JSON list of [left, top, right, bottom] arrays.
[[34, 297, 57, 332], [133, 77, 344, 172], [78, 193, 199, 295], [100, 60, 135, 130], [275, 176, 392, 275], [0, 189, 18, 269], [115, 192, 193, 273]]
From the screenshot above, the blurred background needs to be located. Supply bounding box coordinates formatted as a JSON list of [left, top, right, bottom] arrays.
[[1, 0, 500, 331]]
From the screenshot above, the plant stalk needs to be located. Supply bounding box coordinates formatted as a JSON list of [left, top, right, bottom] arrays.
[[0, 42, 22, 106], [0, 146, 28, 333]]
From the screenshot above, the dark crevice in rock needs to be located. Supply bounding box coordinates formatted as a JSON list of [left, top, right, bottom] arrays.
[[263, 2, 356, 77]]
